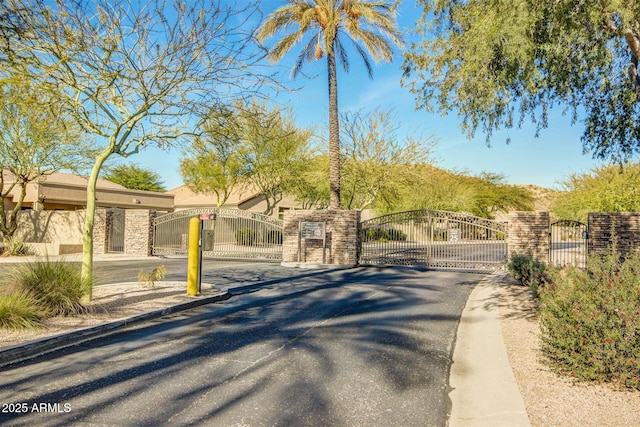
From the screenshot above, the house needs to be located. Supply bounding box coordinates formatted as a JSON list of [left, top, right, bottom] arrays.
[[2, 170, 174, 212], [167, 184, 299, 218]]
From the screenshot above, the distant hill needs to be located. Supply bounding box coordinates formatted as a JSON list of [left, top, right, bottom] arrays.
[[523, 185, 564, 213], [494, 185, 563, 222]]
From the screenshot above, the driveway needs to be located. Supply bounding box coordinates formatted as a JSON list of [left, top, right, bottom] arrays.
[[0, 266, 482, 426]]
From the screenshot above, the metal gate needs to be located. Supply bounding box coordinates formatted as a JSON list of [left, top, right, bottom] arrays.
[[152, 208, 283, 262], [360, 209, 508, 272], [549, 220, 587, 268], [107, 208, 125, 253]]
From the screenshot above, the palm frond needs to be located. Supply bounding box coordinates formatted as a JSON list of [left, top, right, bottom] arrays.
[[335, 37, 351, 73], [293, 35, 319, 78], [259, 0, 401, 79], [270, 31, 305, 62], [349, 37, 373, 78]]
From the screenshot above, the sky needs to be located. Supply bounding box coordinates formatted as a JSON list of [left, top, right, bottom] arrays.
[[130, 0, 606, 192]]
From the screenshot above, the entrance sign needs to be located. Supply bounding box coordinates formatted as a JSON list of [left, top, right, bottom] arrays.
[[298, 221, 327, 263], [301, 221, 325, 239]]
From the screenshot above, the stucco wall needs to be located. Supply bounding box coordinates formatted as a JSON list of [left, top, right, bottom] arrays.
[[12, 210, 86, 255]]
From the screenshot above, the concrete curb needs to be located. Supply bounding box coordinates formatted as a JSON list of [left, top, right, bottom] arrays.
[[449, 272, 531, 427], [0, 289, 230, 369]]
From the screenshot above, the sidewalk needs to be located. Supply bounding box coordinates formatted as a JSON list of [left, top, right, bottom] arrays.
[[449, 272, 531, 426]]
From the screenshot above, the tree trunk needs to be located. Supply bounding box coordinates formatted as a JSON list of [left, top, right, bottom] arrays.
[[327, 51, 341, 210], [0, 189, 24, 240], [624, 29, 640, 100], [81, 147, 112, 300]]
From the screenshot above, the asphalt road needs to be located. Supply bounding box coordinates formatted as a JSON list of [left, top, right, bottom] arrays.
[[0, 266, 482, 427]]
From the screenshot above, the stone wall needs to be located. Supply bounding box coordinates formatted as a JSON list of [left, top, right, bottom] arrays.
[[588, 212, 640, 259], [282, 210, 361, 266], [507, 211, 550, 263], [11, 208, 640, 264], [93, 209, 108, 255], [124, 210, 156, 256]]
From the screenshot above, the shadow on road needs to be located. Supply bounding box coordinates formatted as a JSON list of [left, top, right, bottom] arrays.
[[1, 267, 481, 427]]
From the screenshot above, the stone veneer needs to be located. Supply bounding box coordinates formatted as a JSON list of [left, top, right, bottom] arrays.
[[92, 208, 108, 255], [588, 212, 640, 259], [124, 209, 157, 256], [282, 210, 361, 266], [507, 211, 550, 264]]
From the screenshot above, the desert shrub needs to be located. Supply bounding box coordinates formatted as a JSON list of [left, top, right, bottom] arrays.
[[1, 237, 31, 257], [363, 228, 407, 242], [12, 259, 90, 316], [507, 252, 550, 297], [539, 249, 640, 389], [137, 265, 167, 288], [266, 230, 283, 244], [0, 291, 47, 329], [235, 228, 256, 246]]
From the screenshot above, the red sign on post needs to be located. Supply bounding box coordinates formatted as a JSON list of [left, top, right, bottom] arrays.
[[198, 213, 217, 220]]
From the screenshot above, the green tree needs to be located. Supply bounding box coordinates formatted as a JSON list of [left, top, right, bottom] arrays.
[[103, 164, 166, 192], [290, 154, 330, 209], [239, 102, 314, 215], [180, 101, 315, 215], [180, 105, 248, 207], [393, 165, 533, 218], [340, 107, 435, 210], [463, 172, 535, 219], [402, 1, 640, 161], [0, 77, 90, 240], [1, 0, 270, 297], [258, 0, 403, 209], [552, 163, 640, 222]]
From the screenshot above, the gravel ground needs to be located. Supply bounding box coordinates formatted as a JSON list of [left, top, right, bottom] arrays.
[[499, 277, 640, 427], [0, 281, 221, 349]]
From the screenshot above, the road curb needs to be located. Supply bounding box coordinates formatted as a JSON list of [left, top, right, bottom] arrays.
[[0, 289, 230, 369]]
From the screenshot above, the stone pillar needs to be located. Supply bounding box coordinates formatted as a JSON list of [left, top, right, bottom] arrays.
[[507, 211, 550, 264], [92, 208, 108, 255], [124, 210, 156, 256], [282, 210, 361, 267], [588, 212, 640, 259]]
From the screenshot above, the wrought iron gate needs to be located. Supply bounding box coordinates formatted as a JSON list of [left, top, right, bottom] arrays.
[[360, 209, 508, 272], [152, 208, 283, 261], [549, 220, 587, 268], [107, 208, 125, 253]]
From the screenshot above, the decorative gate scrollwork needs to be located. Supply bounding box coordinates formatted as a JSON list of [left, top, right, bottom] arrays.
[[152, 208, 283, 261], [360, 209, 508, 272]]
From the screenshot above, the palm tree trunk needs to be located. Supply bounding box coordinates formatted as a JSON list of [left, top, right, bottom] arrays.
[[327, 51, 341, 209]]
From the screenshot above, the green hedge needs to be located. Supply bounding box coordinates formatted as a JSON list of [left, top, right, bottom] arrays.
[[235, 228, 257, 246], [363, 228, 407, 242]]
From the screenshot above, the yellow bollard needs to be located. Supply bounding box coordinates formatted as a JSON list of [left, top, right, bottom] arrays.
[[187, 217, 200, 295]]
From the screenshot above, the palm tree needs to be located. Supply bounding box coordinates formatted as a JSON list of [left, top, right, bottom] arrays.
[[258, 0, 403, 209]]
